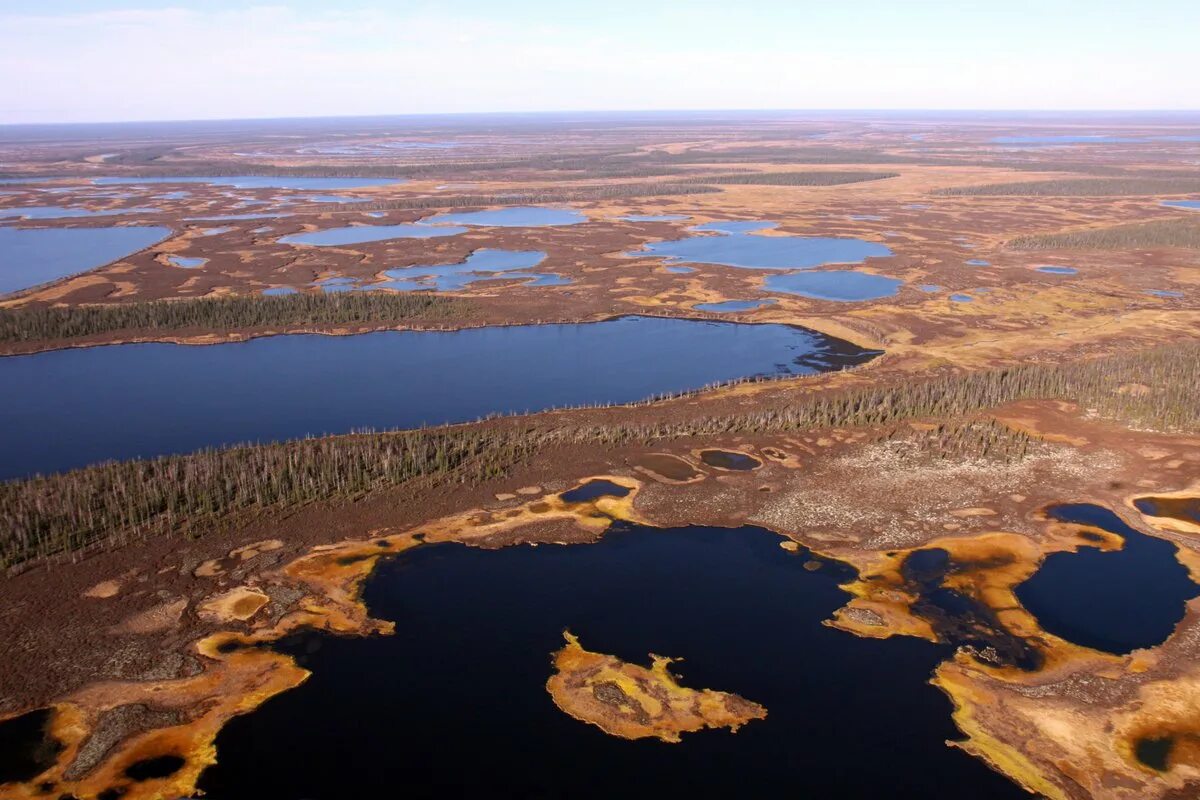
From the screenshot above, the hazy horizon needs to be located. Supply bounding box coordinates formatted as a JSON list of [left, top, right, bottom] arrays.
[[4, 1, 1198, 125]]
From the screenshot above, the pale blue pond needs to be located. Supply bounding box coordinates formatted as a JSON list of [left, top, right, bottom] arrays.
[[156, 191, 189, 200], [167, 255, 207, 268], [375, 249, 559, 291], [621, 214, 690, 222], [904, 204, 930, 210], [313, 276, 357, 293], [262, 286, 298, 296], [1146, 290, 1184, 298], [251, 226, 272, 234], [0, 316, 876, 478], [422, 207, 587, 227], [0, 225, 169, 294], [199, 227, 234, 236], [950, 294, 974, 303], [763, 270, 903, 302], [366, 212, 387, 218], [280, 223, 468, 247], [665, 266, 695, 274], [849, 215, 885, 221], [187, 213, 292, 221], [919, 284, 942, 292], [694, 299, 777, 313], [0, 205, 158, 219], [636, 220, 892, 270], [1035, 266, 1077, 275], [94, 176, 406, 190], [991, 135, 1138, 145], [966, 259, 990, 267], [303, 195, 372, 204], [1163, 200, 1200, 210]]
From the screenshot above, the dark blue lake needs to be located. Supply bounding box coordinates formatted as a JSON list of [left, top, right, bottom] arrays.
[[763, 270, 902, 302], [636, 221, 891, 270], [198, 524, 1023, 799], [0, 317, 876, 478], [1015, 504, 1198, 654], [0, 226, 169, 295]]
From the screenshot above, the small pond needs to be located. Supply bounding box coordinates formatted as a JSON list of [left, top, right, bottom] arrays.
[[762, 270, 902, 302], [635, 220, 891, 270], [421, 207, 588, 227], [279, 223, 468, 246], [1015, 504, 1199, 654]]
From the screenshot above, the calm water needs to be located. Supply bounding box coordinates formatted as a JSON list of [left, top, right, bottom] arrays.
[[94, 176, 405, 190], [1015, 504, 1199, 654], [377, 249, 550, 291], [0, 225, 169, 294], [950, 294, 974, 303], [198, 524, 1022, 799], [185, 213, 292, 221], [0, 205, 158, 220], [166, 256, 207, 268], [1147, 290, 1184, 298], [422, 206, 588, 227], [1035, 266, 1077, 275], [0, 317, 876, 478], [279, 223, 468, 246], [693, 299, 776, 313], [763, 270, 902, 302], [1163, 200, 1200, 210], [967, 259, 990, 267], [636, 220, 892, 270]]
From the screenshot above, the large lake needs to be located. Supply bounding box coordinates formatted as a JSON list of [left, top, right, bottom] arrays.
[[0, 225, 169, 295], [198, 523, 1023, 799], [0, 317, 877, 478]]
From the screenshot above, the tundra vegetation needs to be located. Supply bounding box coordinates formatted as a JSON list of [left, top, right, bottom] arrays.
[[1007, 218, 1200, 251], [3, 341, 1197, 570], [936, 177, 1200, 196]]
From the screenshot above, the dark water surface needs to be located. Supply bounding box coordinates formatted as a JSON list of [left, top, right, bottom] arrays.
[[199, 524, 1022, 799], [0, 316, 876, 478], [1015, 504, 1199, 654]]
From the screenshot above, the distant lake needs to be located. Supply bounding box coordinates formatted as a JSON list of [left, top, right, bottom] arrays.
[[1163, 200, 1200, 210], [0, 225, 169, 295], [279, 223, 468, 246], [763, 270, 902, 302], [93, 176, 406, 190], [636, 220, 892, 270], [0, 316, 877, 478], [376, 249, 550, 291], [0, 205, 158, 220], [422, 207, 587, 227]]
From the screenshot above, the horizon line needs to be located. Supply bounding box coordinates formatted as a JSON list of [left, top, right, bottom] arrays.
[[4, 107, 1200, 129]]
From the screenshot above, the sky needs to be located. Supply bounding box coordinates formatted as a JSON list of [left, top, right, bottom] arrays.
[[1, 1, 1197, 124]]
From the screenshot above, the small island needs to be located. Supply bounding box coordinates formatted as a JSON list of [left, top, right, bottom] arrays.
[[546, 631, 767, 743]]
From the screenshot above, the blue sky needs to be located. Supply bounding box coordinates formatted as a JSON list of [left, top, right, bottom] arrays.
[[2, 1, 1196, 123]]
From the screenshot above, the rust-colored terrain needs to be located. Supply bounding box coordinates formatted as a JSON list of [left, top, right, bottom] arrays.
[[2, 113, 1200, 799]]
